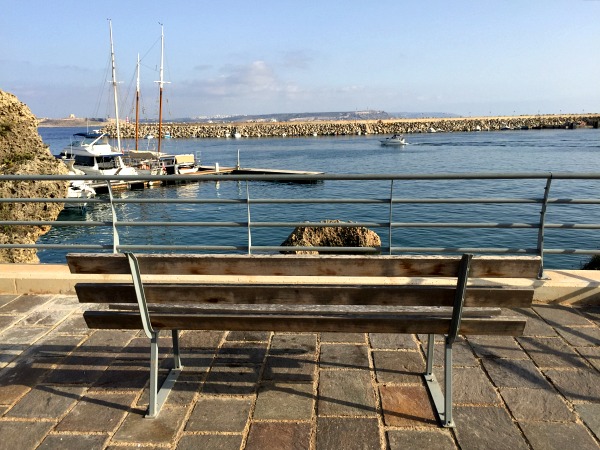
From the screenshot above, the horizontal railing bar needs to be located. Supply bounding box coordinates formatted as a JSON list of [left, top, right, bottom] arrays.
[[389, 247, 539, 254], [3, 172, 600, 182], [0, 221, 112, 227], [0, 244, 112, 250], [3, 197, 600, 206]]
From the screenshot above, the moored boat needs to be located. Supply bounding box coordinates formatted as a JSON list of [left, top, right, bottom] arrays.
[[59, 132, 138, 176], [379, 134, 407, 146]]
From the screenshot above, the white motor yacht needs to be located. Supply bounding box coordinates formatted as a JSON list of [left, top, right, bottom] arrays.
[[379, 134, 407, 146], [58, 131, 138, 176]]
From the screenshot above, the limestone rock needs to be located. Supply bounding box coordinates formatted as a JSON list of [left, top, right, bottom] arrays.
[[281, 220, 381, 254], [0, 90, 69, 263]]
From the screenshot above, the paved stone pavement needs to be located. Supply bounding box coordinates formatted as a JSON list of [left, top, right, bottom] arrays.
[[0, 294, 599, 450]]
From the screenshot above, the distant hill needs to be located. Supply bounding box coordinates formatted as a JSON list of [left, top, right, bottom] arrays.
[[178, 110, 461, 123], [38, 117, 109, 127], [39, 111, 462, 126]]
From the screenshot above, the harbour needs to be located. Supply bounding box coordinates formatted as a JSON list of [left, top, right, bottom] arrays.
[[36, 126, 600, 270]]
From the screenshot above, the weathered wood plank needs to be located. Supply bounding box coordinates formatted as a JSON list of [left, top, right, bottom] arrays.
[[75, 283, 534, 308], [67, 253, 541, 278], [83, 311, 526, 335]]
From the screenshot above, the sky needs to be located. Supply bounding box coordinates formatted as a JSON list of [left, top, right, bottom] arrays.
[[2, 0, 600, 119]]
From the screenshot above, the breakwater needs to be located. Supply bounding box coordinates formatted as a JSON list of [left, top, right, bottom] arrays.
[[103, 114, 600, 139]]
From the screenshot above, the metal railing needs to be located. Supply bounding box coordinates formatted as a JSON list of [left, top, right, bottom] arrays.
[[2, 172, 600, 276]]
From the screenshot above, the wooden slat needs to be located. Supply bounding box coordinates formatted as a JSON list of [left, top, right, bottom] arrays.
[[83, 311, 526, 335], [75, 283, 534, 308], [67, 253, 541, 278]]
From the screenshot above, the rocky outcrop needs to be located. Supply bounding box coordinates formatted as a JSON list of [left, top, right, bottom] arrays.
[[281, 220, 381, 254], [102, 114, 600, 139], [0, 90, 69, 263]]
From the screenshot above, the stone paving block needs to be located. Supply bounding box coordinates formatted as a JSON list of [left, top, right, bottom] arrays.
[[576, 403, 600, 440], [520, 422, 599, 450], [20, 307, 72, 327], [112, 406, 187, 445], [545, 368, 600, 402], [203, 364, 261, 395], [180, 329, 225, 348], [56, 392, 136, 432], [0, 325, 49, 345], [93, 359, 149, 390], [51, 313, 94, 335], [32, 334, 86, 359], [262, 356, 316, 382], [320, 332, 366, 343], [186, 397, 251, 432], [482, 358, 552, 389], [533, 305, 592, 327], [319, 344, 369, 369], [434, 366, 499, 405], [270, 333, 318, 357], [245, 422, 311, 450], [468, 335, 528, 359], [0, 343, 26, 368], [0, 294, 51, 314], [500, 387, 575, 421], [379, 384, 437, 427], [577, 346, 600, 371], [387, 429, 457, 450], [579, 306, 600, 323], [0, 295, 18, 307], [428, 340, 479, 367], [0, 315, 17, 332], [0, 420, 57, 450], [176, 434, 243, 450], [117, 336, 171, 361], [318, 370, 376, 416], [215, 342, 268, 365], [226, 330, 271, 342], [454, 406, 529, 450], [517, 336, 588, 369], [6, 385, 84, 418], [254, 382, 314, 420], [316, 417, 380, 450], [37, 434, 107, 450], [372, 350, 424, 384], [513, 307, 558, 336], [162, 380, 198, 408], [369, 333, 418, 350], [557, 326, 600, 347]]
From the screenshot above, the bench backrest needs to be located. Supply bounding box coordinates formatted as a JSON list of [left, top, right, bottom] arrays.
[[67, 253, 540, 336]]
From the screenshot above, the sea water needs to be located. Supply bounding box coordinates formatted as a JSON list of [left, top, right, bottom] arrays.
[[37, 127, 600, 268]]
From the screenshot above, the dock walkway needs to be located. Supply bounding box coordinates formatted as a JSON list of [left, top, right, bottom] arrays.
[[0, 294, 598, 449]]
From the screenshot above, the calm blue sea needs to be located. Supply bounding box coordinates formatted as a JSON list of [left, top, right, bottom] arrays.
[[38, 126, 600, 268]]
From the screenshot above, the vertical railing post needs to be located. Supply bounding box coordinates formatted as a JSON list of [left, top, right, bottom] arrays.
[[106, 181, 120, 254], [388, 180, 394, 255], [246, 181, 252, 254], [537, 173, 553, 279]]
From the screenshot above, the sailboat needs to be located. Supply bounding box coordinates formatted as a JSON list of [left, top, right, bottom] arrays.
[[125, 24, 198, 175], [59, 20, 138, 177]]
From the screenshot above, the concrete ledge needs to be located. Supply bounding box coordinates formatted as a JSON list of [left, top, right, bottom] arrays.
[[1, 264, 599, 305]]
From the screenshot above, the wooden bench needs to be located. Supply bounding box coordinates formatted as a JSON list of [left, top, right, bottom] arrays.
[[66, 252, 540, 426]]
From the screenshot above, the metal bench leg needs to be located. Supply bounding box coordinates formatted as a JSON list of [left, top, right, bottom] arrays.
[[423, 337, 455, 427], [172, 330, 182, 370], [145, 330, 183, 419], [148, 331, 160, 418]]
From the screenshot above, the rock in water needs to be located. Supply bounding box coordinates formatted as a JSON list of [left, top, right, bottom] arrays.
[[281, 219, 381, 254], [0, 89, 69, 263]]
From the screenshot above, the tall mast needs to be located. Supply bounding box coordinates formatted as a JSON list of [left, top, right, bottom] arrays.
[[135, 53, 140, 150], [156, 23, 166, 154], [108, 19, 121, 153]]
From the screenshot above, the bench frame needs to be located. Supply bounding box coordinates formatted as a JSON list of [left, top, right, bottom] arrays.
[[68, 251, 537, 426]]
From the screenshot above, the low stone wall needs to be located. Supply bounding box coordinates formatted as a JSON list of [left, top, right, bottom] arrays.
[[103, 114, 600, 139]]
